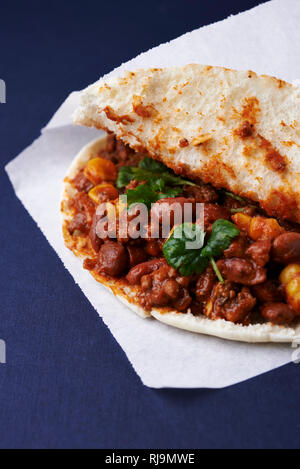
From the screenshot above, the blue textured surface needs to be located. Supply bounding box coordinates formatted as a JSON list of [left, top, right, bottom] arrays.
[[1, 0, 299, 449]]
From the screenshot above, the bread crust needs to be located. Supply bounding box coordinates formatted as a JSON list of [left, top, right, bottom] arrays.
[[74, 64, 300, 223]]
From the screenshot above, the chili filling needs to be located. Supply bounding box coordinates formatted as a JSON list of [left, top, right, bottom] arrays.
[[66, 134, 300, 326]]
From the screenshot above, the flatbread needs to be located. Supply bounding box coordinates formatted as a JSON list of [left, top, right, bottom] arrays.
[[61, 136, 300, 343], [74, 64, 300, 224]]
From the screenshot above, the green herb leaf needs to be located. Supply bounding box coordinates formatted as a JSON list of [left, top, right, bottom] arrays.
[[230, 207, 245, 214], [163, 219, 240, 276], [137, 156, 196, 186], [126, 184, 160, 210], [126, 184, 184, 210], [117, 156, 197, 192], [139, 156, 166, 172], [210, 257, 224, 284], [116, 166, 135, 189], [201, 219, 240, 259], [131, 169, 167, 191], [160, 172, 195, 187], [222, 190, 246, 205], [136, 165, 195, 188], [163, 223, 208, 276], [117, 156, 196, 208], [222, 190, 257, 212], [158, 187, 183, 199], [148, 177, 166, 192]]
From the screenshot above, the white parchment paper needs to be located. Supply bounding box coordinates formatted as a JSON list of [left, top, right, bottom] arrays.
[[6, 0, 300, 388]]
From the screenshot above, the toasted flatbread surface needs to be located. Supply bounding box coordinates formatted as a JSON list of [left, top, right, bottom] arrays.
[[74, 64, 300, 224], [61, 136, 300, 343]]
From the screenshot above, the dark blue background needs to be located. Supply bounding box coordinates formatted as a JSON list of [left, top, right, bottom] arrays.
[[1, 0, 299, 449]]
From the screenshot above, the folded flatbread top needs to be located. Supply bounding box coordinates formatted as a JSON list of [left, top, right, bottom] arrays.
[[74, 64, 300, 223]]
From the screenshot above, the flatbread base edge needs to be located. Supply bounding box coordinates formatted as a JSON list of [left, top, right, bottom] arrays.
[[61, 135, 300, 343]]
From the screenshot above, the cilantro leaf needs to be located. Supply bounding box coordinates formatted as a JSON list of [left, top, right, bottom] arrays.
[[132, 169, 166, 191], [230, 207, 246, 214], [222, 190, 246, 204], [210, 257, 224, 284], [222, 190, 257, 211], [139, 156, 166, 172], [159, 172, 195, 187], [163, 223, 208, 276], [117, 156, 196, 190], [201, 219, 240, 258], [158, 187, 183, 199], [126, 184, 159, 210], [139, 157, 195, 186], [126, 184, 184, 210], [148, 177, 166, 192], [117, 155, 196, 209], [116, 166, 135, 189], [163, 219, 240, 276]]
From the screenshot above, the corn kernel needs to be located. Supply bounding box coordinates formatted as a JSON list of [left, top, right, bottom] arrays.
[[84, 157, 117, 184], [249, 216, 284, 241], [286, 277, 300, 314], [286, 277, 300, 297], [88, 184, 119, 204], [279, 264, 300, 286], [231, 213, 252, 233]]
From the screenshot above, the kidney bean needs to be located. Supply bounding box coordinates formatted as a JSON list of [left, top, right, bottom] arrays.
[[260, 302, 295, 325], [210, 282, 238, 316], [224, 237, 247, 258], [146, 240, 162, 257], [272, 232, 300, 265], [223, 288, 256, 323], [203, 204, 230, 228], [190, 300, 204, 316], [217, 258, 266, 286], [163, 279, 180, 300], [147, 285, 170, 307], [89, 212, 103, 252], [176, 275, 193, 288], [173, 288, 192, 311], [252, 280, 283, 303], [184, 183, 218, 203], [137, 263, 192, 312], [210, 282, 256, 323], [97, 241, 128, 277], [127, 245, 148, 268], [195, 267, 216, 301], [246, 240, 271, 267], [126, 258, 166, 285]]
